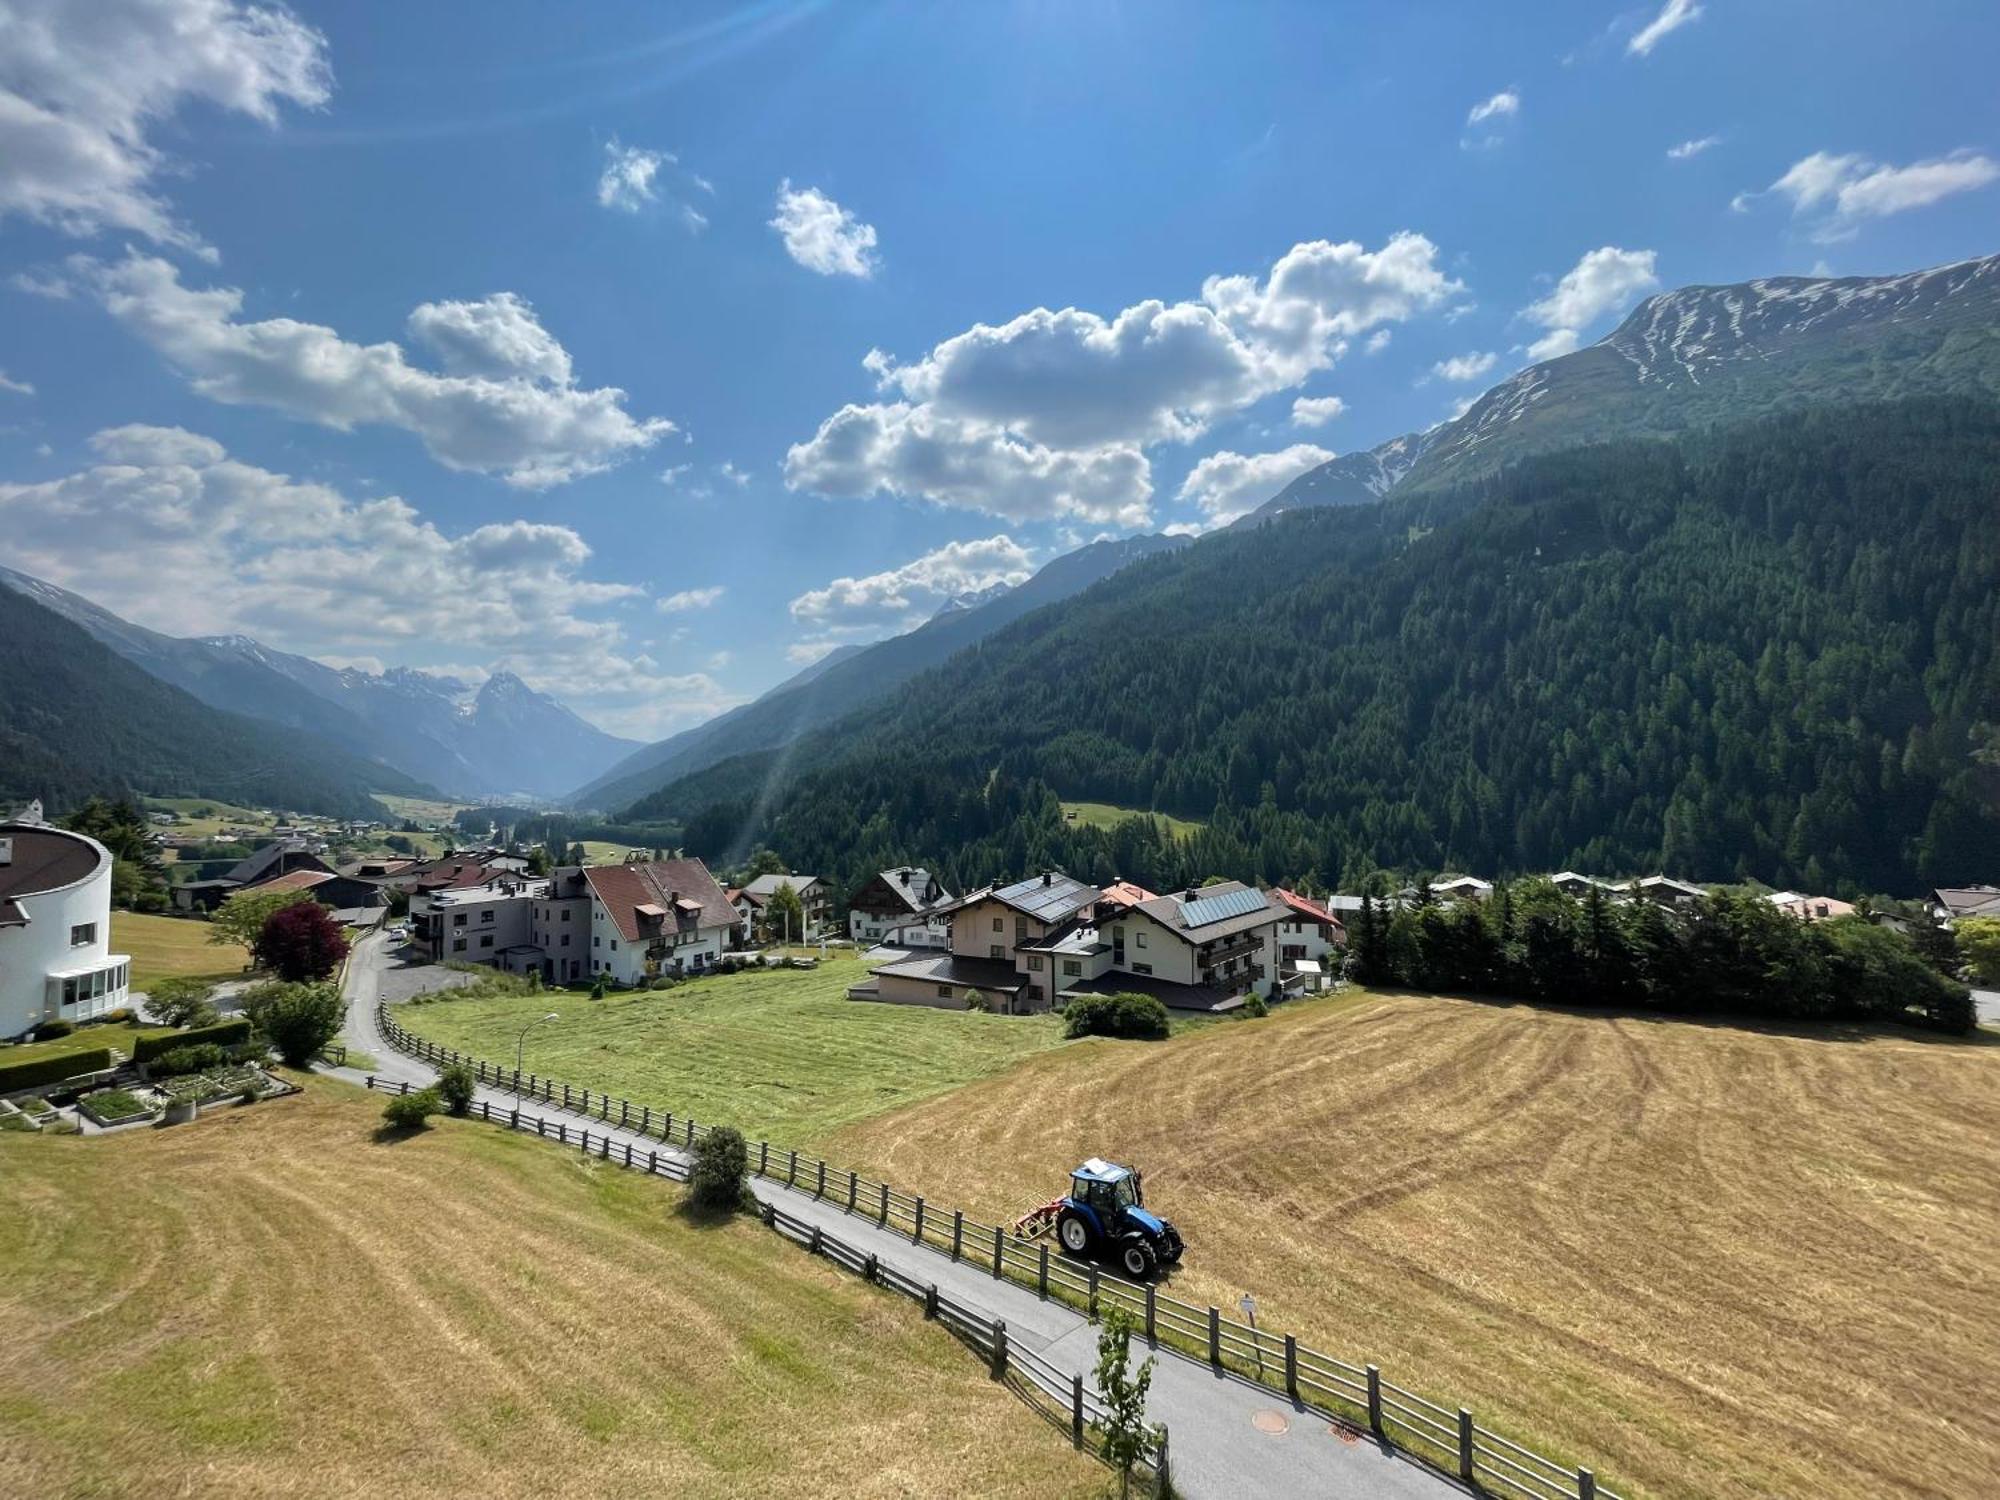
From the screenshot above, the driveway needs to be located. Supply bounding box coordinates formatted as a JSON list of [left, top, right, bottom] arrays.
[[330, 931, 1467, 1500]]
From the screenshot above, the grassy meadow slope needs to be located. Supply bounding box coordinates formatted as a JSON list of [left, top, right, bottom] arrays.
[[823, 994, 2000, 1500], [0, 1079, 1107, 1500]]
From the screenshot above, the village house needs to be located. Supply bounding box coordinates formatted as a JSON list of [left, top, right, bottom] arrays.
[[846, 866, 954, 948], [171, 837, 334, 914], [1768, 891, 1856, 922], [582, 857, 738, 985], [1932, 884, 2000, 924], [736, 872, 831, 941], [1270, 887, 1346, 992]]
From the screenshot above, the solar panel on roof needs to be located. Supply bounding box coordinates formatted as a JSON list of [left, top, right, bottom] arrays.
[[1180, 886, 1268, 927], [998, 873, 1092, 920]]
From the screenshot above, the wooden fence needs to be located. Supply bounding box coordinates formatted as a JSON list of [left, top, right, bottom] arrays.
[[358, 1073, 1168, 1494], [375, 1005, 1621, 1500]]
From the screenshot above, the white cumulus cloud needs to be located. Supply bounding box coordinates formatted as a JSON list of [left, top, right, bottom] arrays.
[[1176, 443, 1335, 526], [1742, 148, 2000, 242], [0, 426, 728, 737], [0, 0, 329, 255], [75, 252, 674, 488], [596, 138, 710, 229], [1290, 395, 1346, 428], [1466, 89, 1519, 126], [770, 180, 879, 278], [657, 586, 724, 613], [1628, 0, 1702, 56], [1667, 135, 1721, 161], [1520, 246, 1658, 361], [1430, 351, 1498, 383], [788, 534, 1034, 632]]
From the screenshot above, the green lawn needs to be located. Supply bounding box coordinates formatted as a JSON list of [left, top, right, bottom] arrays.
[[0, 1019, 178, 1066], [579, 839, 649, 863], [113, 911, 249, 991], [1060, 800, 1204, 840], [142, 796, 279, 840], [396, 955, 1073, 1146], [372, 793, 468, 826]]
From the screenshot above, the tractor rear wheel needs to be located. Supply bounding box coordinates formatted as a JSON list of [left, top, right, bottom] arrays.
[[1121, 1241, 1156, 1279], [1057, 1210, 1091, 1255]]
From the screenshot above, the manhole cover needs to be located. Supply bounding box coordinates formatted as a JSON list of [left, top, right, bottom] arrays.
[[1329, 1421, 1361, 1445], [1251, 1409, 1290, 1435]]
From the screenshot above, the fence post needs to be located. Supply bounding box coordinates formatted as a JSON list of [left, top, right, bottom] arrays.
[[990, 1319, 1008, 1379], [623, 1142, 632, 1167], [641, 1105, 650, 1134], [537, 1117, 546, 1138], [847, 1172, 858, 1213], [480, 1101, 490, 1121], [816, 1161, 826, 1199], [510, 1108, 519, 1129], [400, 1080, 411, 1096], [1366, 1365, 1382, 1435], [649, 1149, 658, 1173], [879, 1183, 889, 1226], [620, 1100, 629, 1127], [1088, 1265, 1099, 1318], [759, 1140, 769, 1176], [1209, 1306, 1221, 1367], [788, 1149, 798, 1187], [863, 1253, 877, 1282], [1071, 1373, 1084, 1448], [1578, 1470, 1595, 1500], [686, 1117, 695, 1147], [663, 1111, 673, 1140], [808, 1225, 822, 1255], [562, 1083, 571, 1109], [1153, 1425, 1171, 1500], [952, 1210, 963, 1259], [914, 1197, 925, 1245], [1145, 1283, 1157, 1344], [992, 1225, 1004, 1278], [365, 1074, 374, 1089], [1457, 1409, 1475, 1482], [925, 1284, 938, 1319], [1284, 1335, 1297, 1399]]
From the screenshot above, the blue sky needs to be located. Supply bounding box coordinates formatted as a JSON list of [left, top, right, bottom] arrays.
[[1, 0, 1995, 739]]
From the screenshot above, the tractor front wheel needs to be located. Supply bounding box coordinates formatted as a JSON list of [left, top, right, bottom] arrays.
[[1057, 1210, 1091, 1255], [1121, 1241, 1156, 1280]]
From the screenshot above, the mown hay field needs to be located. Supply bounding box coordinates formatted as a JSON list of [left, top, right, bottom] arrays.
[[826, 993, 2000, 1500], [398, 955, 1072, 1143], [113, 909, 248, 990], [0, 1079, 1109, 1500]]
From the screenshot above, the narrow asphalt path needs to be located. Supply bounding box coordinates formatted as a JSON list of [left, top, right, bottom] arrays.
[[328, 933, 1462, 1500]]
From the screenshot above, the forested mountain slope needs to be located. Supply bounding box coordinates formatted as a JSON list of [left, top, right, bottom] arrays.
[[1244, 253, 2000, 527], [0, 584, 424, 819], [570, 532, 1184, 809], [652, 399, 2000, 897]]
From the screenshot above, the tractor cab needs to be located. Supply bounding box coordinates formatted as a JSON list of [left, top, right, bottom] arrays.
[[1054, 1157, 1185, 1279]]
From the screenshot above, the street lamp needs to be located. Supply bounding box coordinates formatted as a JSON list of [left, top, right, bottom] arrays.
[[516, 1011, 558, 1098]]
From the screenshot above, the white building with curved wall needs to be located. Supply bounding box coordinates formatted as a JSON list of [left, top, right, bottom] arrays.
[[0, 815, 130, 1040]]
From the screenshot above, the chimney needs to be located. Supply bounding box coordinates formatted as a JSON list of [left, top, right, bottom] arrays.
[[1042, 872, 1052, 887], [1184, 887, 1197, 903]]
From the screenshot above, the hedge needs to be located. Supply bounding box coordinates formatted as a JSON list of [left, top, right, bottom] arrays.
[[0, 1046, 114, 1095], [133, 1018, 253, 1065]]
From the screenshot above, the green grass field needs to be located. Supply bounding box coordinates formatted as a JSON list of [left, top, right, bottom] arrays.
[[143, 796, 279, 839], [0, 1018, 180, 1064], [1059, 800, 1204, 840], [397, 956, 1072, 1145], [113, 910, 249, 990], [372, 793, 469, 826], [580, 839, 649, 863]]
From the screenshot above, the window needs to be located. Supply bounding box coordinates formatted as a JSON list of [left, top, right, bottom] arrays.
[[610, 939, 618, 951], [561, 908, 571, 921], [992, 917, 1003, 933], [1132, 962, 1153, 976], [594, 935, 601, 947], [453, 912, 467, 927], [68, 922, 95, 947], [1027, 955, 1044, 971], [1062, 960, 1081, 977], [561, 934, 570, 947], [452, 938, 467, 952], [481, 909, 494, 923], [1135, 931, 1148, 948], [990, 944, 1003, 959], [479, 934, 494, 949], [938, 984, 955, 999]]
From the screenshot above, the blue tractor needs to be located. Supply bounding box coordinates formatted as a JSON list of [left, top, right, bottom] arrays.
[[1022, 1158, 1184, 1280]]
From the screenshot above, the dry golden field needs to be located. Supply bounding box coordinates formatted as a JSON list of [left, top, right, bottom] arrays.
[[0, 1080, 1109, 1500], [828, 992, 2000, 1500]]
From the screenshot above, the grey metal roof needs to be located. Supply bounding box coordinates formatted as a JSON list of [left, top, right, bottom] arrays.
[[991, 871, 1099, 923]]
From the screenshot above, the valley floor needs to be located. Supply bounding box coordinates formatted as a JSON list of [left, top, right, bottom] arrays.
[[0, 1078, 1109, 1500], [403, 961, 2000, 1499]]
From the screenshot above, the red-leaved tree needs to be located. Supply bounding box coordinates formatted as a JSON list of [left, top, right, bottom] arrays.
[[253, 900, 351, 982]]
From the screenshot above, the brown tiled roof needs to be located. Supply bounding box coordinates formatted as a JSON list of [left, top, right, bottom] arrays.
[[584, 858, 734, 942], [243, 869, 335, 894], [1098, 880, 1158, 909], [1273, 886, 1345, 934]]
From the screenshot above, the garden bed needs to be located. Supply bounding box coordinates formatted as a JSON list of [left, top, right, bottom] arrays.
[[78, 1088, 161, 1127]]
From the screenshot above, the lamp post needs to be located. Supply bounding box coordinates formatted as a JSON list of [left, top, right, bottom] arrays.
[[516, 1011, 558, 1098]]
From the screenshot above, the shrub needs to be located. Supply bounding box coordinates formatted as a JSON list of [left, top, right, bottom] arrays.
[[147, 977, 220, 1029], [437, 1061, 476, 1117], [132, 1018, 253, 1065], [689, 1125, 750, 1212], [240, 982, 342, 1067], [32, 1019, 74, 1041], [151, 1042, 229, 1077], [1063, 992, 1171, 1041], [381, 1087, 442, 1130], [100, 1008, 135, 1025], [0, 1046, 114, 1094], [237, 1080, 262, 1105], [590, 975, 608, 1000], [1239, 993, 1269, 1019], [647, 975, 679, 992]]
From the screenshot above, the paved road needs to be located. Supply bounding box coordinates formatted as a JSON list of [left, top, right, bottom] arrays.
[[1972, 989, 2000, 1026], [330, 933, 1461, 1500]]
